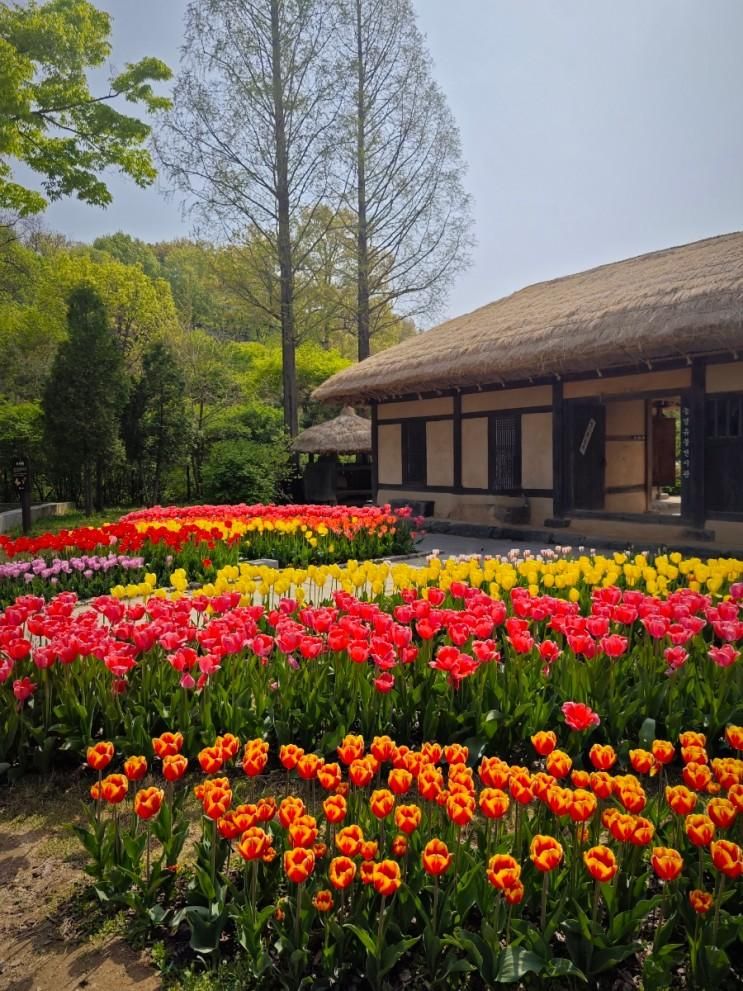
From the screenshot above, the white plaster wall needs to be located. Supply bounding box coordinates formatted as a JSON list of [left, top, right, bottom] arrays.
[[427, 420, 454, 486], [521, 412, 553, 489], [706, 363, 743, 394], [565, 368, 690, 399], [377, 424, 402, 485], [378, 397, 453, 419], [462, 384, 552, 413], [461, 417, 488, 489]]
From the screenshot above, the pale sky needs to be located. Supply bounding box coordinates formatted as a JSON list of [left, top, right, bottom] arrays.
[[34, 0, 743, 324]]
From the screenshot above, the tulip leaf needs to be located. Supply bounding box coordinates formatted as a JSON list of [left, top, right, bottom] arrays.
[[184, 904, 226, 955], [638, 717, 656, 745], [589, 942, 641, 975], [344, 922, 378, 957], [545, 957, 587, 982], [495, 947, 544, 982], [381, 935, 419, 974]]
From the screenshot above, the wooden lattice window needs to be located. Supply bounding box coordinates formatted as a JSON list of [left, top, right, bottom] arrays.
[[489, 413, 522, 492], [402, 419, 427, 486], [705, 395, 743, 513], [706, 396, 742, 439]]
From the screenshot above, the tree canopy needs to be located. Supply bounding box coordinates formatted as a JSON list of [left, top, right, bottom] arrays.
[[0, 0, 171, 215]]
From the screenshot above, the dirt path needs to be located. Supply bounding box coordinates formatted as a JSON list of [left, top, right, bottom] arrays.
[[0, 776, 160, 991]]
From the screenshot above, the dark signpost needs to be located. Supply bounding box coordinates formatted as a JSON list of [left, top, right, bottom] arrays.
[[12, 457, 31, 534]]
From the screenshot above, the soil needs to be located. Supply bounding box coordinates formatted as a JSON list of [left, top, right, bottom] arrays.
[[0, 773, 161, 991]]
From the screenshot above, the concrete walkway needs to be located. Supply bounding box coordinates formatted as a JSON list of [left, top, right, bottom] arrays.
[[409, 531, 610, 563]]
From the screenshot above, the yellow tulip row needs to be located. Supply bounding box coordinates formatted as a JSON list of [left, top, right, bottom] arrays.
[[108, 550, 743, 604]]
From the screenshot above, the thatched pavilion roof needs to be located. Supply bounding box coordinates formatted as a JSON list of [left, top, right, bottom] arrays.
[[314, 233, 743, 403], [292, 407, 371, 454]]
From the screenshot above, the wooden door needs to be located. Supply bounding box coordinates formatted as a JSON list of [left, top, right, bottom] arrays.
[[568, 403, 605, 510], [652, 413, 676, 486]]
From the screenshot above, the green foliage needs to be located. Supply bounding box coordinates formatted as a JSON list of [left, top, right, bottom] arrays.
[[0, 217, 412, 512], [37, 248, 180, 368], [92, 232, 161, 279], [238, 341, 351, 429], [42, 285, 128, 511], [124, 341, 188, 505], [201, 438, 293, 506], [0, 0, 171, 215], [0, 399, 44, 498]]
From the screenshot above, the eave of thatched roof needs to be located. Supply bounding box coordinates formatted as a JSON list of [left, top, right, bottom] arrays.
[[292, 407, 371, 454], [313, 233, 743, 404]]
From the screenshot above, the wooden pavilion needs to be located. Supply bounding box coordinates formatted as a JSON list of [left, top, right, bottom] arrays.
[[293, 407, 372, 505]]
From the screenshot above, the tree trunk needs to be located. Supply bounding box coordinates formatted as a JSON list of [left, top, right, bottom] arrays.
[[271, 0, 298, 437], [355, 0, 371, 362], [83, 464, 93, 516], [94, 458, 104, 512]]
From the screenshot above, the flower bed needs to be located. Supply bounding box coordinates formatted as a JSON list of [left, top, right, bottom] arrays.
[[0, 504, 417, 580], [3, 547, 743, 987], [0, 554, 148, 609], [77, 728, 742, 988], [2, 566, 742, 771]]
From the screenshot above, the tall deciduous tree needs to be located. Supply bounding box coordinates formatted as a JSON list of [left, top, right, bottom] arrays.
[[157, 0, 340, 437], [43, 286, 127, 513], [335, 0, 473, 359], [0, 0, 171, 216]]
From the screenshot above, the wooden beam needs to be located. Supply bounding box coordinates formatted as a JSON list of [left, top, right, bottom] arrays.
[[552, 381, 566, 516], [453, 392, 462, 490], [688, 359, 706, 528], [370, 402, 379, 505]]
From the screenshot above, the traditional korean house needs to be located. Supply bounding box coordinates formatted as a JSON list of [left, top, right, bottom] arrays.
[[313, 233, 743, 550]]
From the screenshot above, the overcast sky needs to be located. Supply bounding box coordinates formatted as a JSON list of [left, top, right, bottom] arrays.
[[35, 0, 743, 324]]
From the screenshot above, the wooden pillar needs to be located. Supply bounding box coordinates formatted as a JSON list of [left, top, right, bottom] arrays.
[[453, 391, 462, 490], [684, 359, 706, 528], [552, 381, 566, 517], [370, 402, 379, 504]]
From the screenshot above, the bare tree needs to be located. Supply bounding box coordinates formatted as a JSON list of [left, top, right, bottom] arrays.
[[156, 0, 340, 436], [335, 0, 473, 360]]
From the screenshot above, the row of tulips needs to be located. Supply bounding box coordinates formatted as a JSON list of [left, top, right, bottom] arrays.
[[77, 727, 742, 989], [0, 504, 417, 576], [160, 547, 743, 603], [0, 553, 149, 609], [2, 575, 742, 770]]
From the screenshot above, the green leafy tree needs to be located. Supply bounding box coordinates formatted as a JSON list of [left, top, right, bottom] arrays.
[[35, 248, 180, 369], [238, 341, 352, 428], [43, 286, 127, 513], [0, 0, 171, 216], [202, 437, 292, 505], [124, 341, 187, 505], [92, 232, 161, 279], [177, 330, 242, 497], [0, 234, 59, 401], [0, 399, 45, 500]]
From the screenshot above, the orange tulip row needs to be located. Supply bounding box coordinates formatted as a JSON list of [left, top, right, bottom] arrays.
[[85, 722, 743, 911]]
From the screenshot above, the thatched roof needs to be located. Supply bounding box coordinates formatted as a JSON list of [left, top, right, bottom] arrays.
[[292, 407, 371, 454], [314, 233, 743, 403]]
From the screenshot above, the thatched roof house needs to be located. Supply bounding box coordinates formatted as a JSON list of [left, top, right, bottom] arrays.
[[314, 233, 743, 404], [292, 408, 371, 455], [312, 233, 743, 552]]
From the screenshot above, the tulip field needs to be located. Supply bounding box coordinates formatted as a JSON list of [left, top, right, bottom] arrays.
[[1, 507, 742, 988], [0, 503, 418, 590]]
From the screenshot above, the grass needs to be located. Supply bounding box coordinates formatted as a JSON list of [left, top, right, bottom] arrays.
[[2, 507, 134, 540]]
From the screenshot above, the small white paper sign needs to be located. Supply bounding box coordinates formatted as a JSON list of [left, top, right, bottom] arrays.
[[579, 418, 596, 456]]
